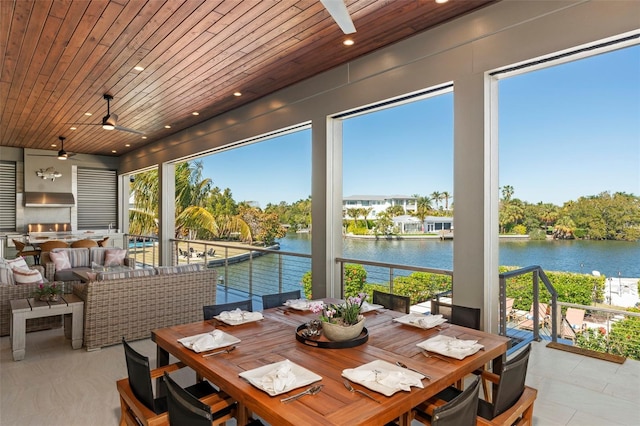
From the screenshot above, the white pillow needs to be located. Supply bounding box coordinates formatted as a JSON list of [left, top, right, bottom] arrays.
[[49, 251, 72, 270], [104, 249, 127, 267], [13, 266, 44, 285], [6, 256, 29, 270]]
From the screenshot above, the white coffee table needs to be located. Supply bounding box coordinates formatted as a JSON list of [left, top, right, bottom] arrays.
[[9, 294, 84, 361]]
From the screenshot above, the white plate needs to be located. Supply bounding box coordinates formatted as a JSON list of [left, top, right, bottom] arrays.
[[359, 302, 384, 313], [416, 335, 484, 360], [393, 313, 448, 329], [342, 360, 425, 397], [177, 331, 241, 353], [214, 311, 264, 326], [239, 360, 322, 396]]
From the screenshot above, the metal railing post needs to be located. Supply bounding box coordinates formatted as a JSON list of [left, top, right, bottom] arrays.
[[533, 270, 540, 341], [278, 254, 283, 293]]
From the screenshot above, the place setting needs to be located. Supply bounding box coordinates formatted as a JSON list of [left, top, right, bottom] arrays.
[[393, 313, 448, 329], [238, 359, 323, 400], [341, 359, 426, 397], [213, 308, 264, 326], [177, 329, 241, 354], [416, 335, 484, 360]]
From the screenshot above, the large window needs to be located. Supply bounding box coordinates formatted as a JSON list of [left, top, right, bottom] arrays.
[[77, 168, 117, 230], [497, 43, 640, 279], [340, 88, 455, 267]]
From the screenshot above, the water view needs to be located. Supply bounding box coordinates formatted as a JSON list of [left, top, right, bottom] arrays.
[[279, 233, 640, 278]]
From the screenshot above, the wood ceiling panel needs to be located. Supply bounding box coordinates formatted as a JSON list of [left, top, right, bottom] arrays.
[[0, 0, 496, 155]]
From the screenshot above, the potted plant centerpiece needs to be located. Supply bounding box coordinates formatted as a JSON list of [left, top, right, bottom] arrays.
[[310, 293, 367, 342], [32, 282, 63, 302]]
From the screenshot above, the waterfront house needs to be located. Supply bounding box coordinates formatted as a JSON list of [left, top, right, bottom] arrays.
[[343, 195, 418, 219], [1, 1, 639, 424]]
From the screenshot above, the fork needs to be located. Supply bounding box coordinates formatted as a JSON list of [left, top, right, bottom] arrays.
[[343, 379, 380, 403], [280, 384, 323, 403], [420, 349, 451, 363]]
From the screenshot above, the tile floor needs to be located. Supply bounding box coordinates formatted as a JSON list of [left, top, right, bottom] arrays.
[[1, 328, 638, 425]]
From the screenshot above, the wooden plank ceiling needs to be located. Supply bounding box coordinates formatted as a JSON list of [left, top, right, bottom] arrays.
[[0, 0, 494, 157]]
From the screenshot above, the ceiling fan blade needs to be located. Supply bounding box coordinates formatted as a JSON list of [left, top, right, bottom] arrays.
[[114, 125, 145, 135], [320, 0, 356, 34]]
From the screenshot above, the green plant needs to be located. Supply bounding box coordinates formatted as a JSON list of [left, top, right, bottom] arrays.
[[32, 282, 63, 300], [301, 264, 367, 299], [309, 293, 367, 325]]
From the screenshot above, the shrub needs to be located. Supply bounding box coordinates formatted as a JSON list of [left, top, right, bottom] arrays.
[[529, 229, 546, 240], [513, 224, 527, 235], [301, 263, 367, 299]]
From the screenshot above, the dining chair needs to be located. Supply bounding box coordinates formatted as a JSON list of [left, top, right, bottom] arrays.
[[70, 238, 98, 248], [12, 239, 41, 264], [163, 372, 236, 426], [261, 290, 301, 309], [414, 344, 536, 426], [413, 377, 480, 426], [203, 300, 253, 320], [372, 290, 411, 314], [117, 338, 220, 426], [38, 240, 70, 253]]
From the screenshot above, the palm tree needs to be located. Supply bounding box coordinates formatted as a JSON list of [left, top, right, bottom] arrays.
[[174, 162, 217, 239], [501, 185, 514, 202], [430, 191, 442, 209], [441, 191, 452, 210]]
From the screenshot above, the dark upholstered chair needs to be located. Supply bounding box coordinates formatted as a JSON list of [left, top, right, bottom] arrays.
[[117, 338, 219, 426], [261, 290, 301, 309], [430, 300, 481, 330], [413, 377, 480, 425], [163, 372, 236, 426], [415, 344, 536, 426], [203, 300, 253, 320], [373, 290, 411, 314]]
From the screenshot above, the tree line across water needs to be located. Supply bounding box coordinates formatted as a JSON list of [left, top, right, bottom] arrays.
[[128, 160, 639, 244]]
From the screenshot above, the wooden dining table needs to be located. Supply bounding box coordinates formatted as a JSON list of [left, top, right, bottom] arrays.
[[152, 300, 509, 426]]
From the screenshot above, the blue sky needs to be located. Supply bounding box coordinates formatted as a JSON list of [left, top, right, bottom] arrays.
[[202, 44, 639, 208]]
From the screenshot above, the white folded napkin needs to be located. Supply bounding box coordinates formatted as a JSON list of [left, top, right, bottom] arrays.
[[260, 359, 296, 393], [342, 368, 423, 392], [242, 311, 263, 321], [284, 299, 309, 309], [219, 308, 244, 321], [415, 314, 446, 329], [417, 335, 483, 360], [191, 330, 224, 352]]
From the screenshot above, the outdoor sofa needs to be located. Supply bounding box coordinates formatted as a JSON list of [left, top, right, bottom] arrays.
[[73, 265, 216, 350]]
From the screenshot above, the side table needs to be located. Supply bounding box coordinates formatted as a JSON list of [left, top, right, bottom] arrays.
[[9, 294, 84, 361]]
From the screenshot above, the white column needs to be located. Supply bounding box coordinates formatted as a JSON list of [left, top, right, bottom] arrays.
[[452, 71, 499, 333], [159, 163, 175, 266]]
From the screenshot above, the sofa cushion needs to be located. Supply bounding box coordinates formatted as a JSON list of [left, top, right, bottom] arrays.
[[89, 247, 119, 266], [49, 251, 72, 271], [97, 268, 156, 281], [13, 267, 44, 285], [52, 247, 90, 268], [0, 263, 15, 285], [5, 256, 29, 270], [104, 249, 127, 266], [155, 264, 203, 275]]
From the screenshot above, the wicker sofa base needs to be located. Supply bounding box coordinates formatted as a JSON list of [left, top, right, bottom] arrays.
[[73, 269, 217, 350]]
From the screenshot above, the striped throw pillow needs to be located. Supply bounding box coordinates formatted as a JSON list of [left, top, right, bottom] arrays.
[[13, 266, 44, 285]]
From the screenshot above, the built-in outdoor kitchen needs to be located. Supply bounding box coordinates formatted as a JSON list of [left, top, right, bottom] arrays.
[[0, 146, 124, 259]]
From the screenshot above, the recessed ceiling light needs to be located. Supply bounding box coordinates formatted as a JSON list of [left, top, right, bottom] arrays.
[[133, 65, 144, 71], [165, 125, 171, 129], [125, 143, 130, 147], [51, 144, 57, 147], [343, 39, 354, 46], [70, 127, 77, 130], [112, 150, 117, 153], [84, 112, 92, 116], [435, 0, 449, 3], [192, 112, 199, 116], [233, 92, 242, 97], [141, 136, 147, 139]]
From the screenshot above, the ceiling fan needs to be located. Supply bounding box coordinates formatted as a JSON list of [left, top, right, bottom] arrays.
[[101, 94, 144, 134], [55, 136, 75, 160], [320, 0, 356, 34]]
